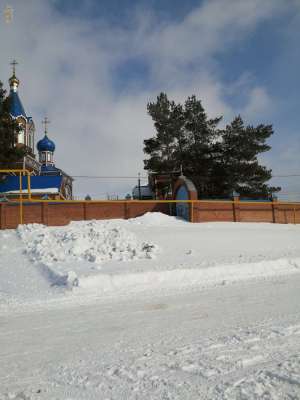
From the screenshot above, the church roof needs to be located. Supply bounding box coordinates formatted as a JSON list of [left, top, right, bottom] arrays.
[[0, 175, 63, 194], [40, 164, 59, 174], [8, 89, 27, 119]]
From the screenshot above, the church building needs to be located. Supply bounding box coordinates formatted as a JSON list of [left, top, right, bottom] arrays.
[[0, 61, 73, 200]]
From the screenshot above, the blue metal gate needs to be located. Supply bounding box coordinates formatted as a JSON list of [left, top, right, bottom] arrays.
[[175, 185, 189, 220]]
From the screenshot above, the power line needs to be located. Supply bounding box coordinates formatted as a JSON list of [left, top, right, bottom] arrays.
[[72, 175, 148, 179], [71, 173, 300, 180], [272, 174, 300, 178]]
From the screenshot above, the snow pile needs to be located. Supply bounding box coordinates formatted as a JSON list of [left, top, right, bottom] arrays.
[[17, 220, 158, 265], [129, 212, 185, 226]]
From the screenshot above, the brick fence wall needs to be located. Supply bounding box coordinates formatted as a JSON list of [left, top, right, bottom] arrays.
[[0, 201, 172, 229], [192, 201, 300, 224], [0, 200, 299, 229]]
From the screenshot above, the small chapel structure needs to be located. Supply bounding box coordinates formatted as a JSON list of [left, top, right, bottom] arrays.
[[0, 61, 73, 199]]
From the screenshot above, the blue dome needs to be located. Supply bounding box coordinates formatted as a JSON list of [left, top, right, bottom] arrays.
[[37, 135, 55, 152]]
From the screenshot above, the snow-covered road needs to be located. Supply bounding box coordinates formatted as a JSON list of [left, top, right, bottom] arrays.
[[1, 214, 300, 399], [1, 275, 300, 399]]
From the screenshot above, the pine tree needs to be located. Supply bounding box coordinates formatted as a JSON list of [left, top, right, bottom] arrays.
[[220, 116, 280, 197], [183, 96, 222, 197], [0, 81, 26, 169], [144, 93, 186, 173], [143, 93, 223, 197], [143, 93, 278, 198]]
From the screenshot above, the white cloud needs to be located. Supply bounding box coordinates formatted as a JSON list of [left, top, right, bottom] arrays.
[[241, 87, 273, 121], [0, 0, 294, 197]]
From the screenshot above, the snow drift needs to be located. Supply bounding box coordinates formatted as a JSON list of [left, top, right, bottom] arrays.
[[17, 220, 158, 265]]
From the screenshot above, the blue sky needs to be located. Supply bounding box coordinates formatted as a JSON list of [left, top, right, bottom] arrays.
[[53, 0, 198, 24], [1, 0, 300, 198]]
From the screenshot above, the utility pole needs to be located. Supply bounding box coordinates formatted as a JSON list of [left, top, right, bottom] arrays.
[[138, 173, 141, 200]]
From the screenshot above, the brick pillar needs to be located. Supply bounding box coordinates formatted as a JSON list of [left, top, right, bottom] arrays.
[[232, 195, 240, 222], [0, 204, 3, 229], [272, 198, 278, 223], [189, 192, 198, 223], [124, 202, 129, 219], [83, 202, 87, 220], [189, 202, 194, 222], [0, 204, 6, 229], [42, 202, 49, 226]]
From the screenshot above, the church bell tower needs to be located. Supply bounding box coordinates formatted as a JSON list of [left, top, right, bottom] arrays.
[[37, 117, 56, 168], [8, 60, 35, 155]]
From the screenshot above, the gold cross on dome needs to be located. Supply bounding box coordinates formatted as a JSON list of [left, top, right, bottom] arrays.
[[10, 59, 18, 75], [42, 117, 50, 134]]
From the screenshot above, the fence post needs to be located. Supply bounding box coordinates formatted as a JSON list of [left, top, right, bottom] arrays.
[[83, 202, 87, 220], [272, 198, 278, 223], [124, 202, 128, 219], [190, 201, 194, 223], [0, 204, 4, 229], [232, 201, 236, 222], [169, 202, 173, 217], [233, 194, 240, 222], [42, 202, 49, 226]]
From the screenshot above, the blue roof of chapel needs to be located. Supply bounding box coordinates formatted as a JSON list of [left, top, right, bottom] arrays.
[[0, 175, 63, 193], [41, 164, 59, 174], [8, 89, 27, 119]]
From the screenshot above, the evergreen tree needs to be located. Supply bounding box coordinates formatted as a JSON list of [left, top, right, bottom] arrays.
[[220, 116, 280, 197], [144, 93, 278, 198], [0, 81, 26, 169], [144, 93, 185, 173], [143, 93, 223, 197], [182, 96, 222, 197]]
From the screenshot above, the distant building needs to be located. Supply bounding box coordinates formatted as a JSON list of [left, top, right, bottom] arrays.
[[132, 184, 154, 200], [131, 171, 184, 200], [147, 171, 182, 199], [0, 62, 73, 199]]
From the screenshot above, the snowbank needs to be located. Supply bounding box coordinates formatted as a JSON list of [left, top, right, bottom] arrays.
[[1, 213, 300, 307], [17, 220, 158, 265], [78, 257, 300, 294], [128, 212, 186, 226]]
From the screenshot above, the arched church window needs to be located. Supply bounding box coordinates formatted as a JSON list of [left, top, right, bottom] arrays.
[[18, 129, 24, 144]]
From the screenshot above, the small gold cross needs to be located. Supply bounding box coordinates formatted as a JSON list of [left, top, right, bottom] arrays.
[[10, 59, 18, 76], [42, 117, 50, 134]]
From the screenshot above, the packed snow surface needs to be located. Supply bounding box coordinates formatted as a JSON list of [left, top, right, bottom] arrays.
[[1, 212, 300, 399]]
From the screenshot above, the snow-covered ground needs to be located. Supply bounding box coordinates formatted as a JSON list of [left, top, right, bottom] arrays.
[[0, 213, 300, 399]]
